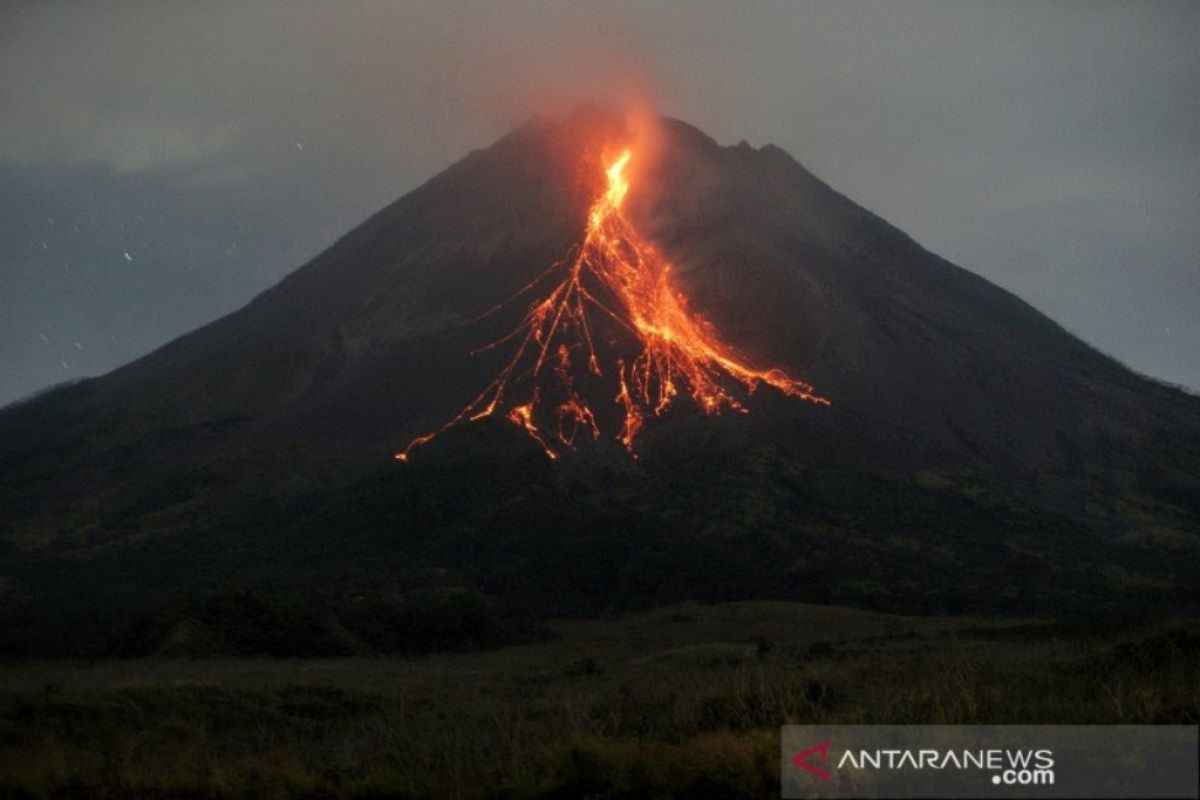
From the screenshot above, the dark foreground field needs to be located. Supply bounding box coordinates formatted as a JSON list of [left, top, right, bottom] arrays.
[[2, 601, 1197, 799]]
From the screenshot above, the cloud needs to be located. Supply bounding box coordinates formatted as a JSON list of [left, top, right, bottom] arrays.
[[0, 6, 238, 173]]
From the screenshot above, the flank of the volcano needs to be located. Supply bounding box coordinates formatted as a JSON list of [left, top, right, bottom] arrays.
[[396, 145, 829, 463]]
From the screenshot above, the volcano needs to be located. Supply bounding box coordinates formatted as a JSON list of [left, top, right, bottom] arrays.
[[2, 107, 1198, 655]]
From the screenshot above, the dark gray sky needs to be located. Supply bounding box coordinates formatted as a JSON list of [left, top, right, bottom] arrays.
[[2, 1, 1198, 405]]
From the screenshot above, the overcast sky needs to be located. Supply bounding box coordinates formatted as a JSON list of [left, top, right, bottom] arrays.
[[2, 1, 1197, 405]]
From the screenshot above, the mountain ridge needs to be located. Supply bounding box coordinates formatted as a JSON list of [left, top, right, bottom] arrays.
[[1, 108, 1197, 655]]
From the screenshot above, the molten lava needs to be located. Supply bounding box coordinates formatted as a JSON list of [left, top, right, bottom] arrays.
[[396, 147, 828, 462]]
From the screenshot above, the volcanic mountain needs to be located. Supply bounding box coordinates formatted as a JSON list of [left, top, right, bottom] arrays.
[[2, 107, 1198, 655]]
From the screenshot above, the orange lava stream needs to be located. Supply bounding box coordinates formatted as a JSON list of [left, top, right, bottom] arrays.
[[396, 147, 828, 462]]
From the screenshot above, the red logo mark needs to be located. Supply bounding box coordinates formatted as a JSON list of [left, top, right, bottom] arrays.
[[791, 740, 833, 781]]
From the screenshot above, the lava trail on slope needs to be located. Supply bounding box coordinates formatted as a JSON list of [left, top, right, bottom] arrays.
[[397, 147, 828, 462]]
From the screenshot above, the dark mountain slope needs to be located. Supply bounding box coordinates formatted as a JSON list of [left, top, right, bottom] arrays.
[[641, 118, 1200, 510]]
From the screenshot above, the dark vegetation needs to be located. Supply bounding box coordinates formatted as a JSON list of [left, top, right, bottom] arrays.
[[2, 418, 1197, 660], [1, 602, 1197, 798]]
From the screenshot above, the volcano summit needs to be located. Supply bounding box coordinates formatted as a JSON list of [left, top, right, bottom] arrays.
[[1, 107, 1198, 655], [396, 144, 828, 463]]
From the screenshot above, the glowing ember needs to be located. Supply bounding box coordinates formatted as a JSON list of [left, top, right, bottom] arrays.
[[396, 146, 828, 462]]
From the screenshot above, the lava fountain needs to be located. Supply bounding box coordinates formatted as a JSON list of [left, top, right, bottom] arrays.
[[396, 146, 829, 462]]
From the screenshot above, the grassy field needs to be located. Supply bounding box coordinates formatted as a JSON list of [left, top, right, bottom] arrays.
[[1, 600, 1197, 798]]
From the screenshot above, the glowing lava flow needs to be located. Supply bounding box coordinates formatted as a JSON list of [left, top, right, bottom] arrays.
[[396, 147, 828, 462]]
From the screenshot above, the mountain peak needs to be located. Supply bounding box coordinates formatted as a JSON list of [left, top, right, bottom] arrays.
[[394, 121, 830, 463]]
